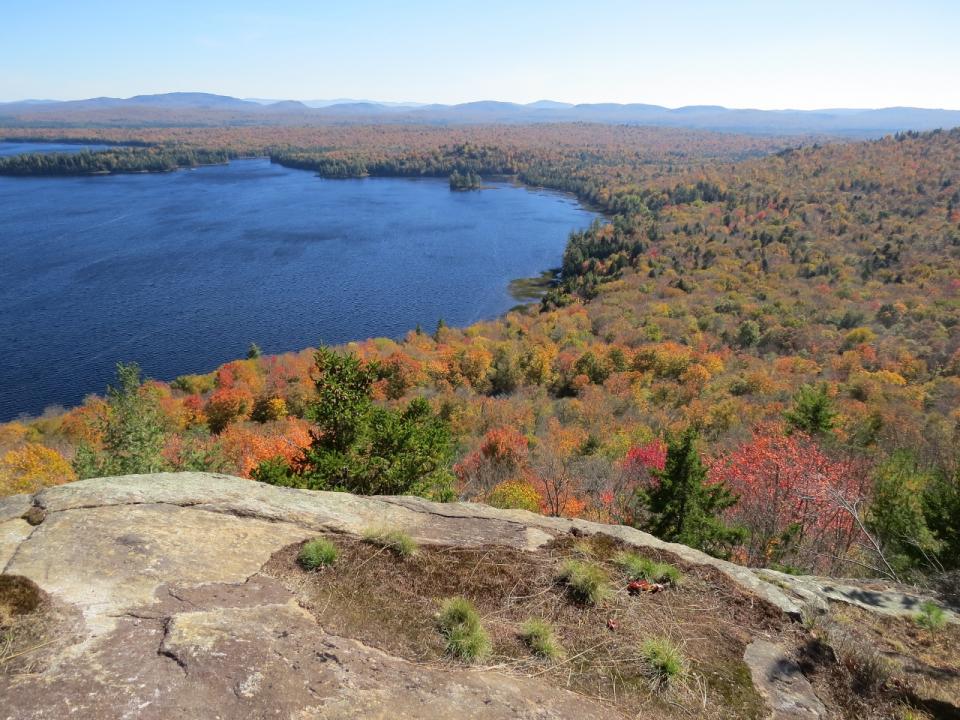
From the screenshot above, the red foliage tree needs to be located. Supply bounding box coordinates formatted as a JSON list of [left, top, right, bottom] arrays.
[[710, 425, 870, 572], [454, 426, 529, 498], [596, 440, 667, 525]]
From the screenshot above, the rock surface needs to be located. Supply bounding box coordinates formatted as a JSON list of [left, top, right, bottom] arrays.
[[744, 640, 828, 719], [0, 473, 952, 718]]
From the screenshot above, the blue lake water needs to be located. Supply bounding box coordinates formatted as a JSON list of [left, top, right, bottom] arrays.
[[0, 151, 595, 420]]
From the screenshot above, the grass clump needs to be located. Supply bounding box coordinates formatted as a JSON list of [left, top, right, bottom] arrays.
[[572, 539, 596, 557], [642, 637, 686, 686], [614, 551, 682, 585], [437, 596, 491, 662], [557, 559, 611, 605], [914, 600, 947, 631], [519, 618, 564, 660], [297, 538, 339, 570], [362, 527, 418, 558]]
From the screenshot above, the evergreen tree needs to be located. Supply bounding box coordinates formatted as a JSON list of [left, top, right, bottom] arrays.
[[638, 427, 744, 558], [254, 347, 454, 500], [74, 362, 169, 479], [922, 469, 960, 571], [866, 451, 939, 575], [784, 383, 837, 435]]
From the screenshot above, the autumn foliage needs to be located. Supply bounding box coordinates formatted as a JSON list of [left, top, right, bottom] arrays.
[[711, 426, 871, 572], [3, 125, 960, 579]]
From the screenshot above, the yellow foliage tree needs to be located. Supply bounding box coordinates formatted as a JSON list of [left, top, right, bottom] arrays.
[[0, 443, 76, 496]]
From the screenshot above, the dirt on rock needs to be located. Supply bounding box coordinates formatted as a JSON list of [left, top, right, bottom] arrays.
[[264, 531, 782, 720]]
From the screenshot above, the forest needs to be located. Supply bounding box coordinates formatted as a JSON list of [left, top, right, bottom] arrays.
[[0, 146, 231, 175], [2, 123, 959, 595]]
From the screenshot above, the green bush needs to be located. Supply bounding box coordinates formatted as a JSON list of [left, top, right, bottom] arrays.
[[297, 538, 338, 569], [614, 551, 682, 585], [784, 383, 837, 435], [520, 618, 563, 660], [557, 559, 611, 605], [642, 637, 685, 685], [915, 600, 947, 631], [362, 527, 418, 558], [437, 597, 491, 662], [637, 427, 745, 558]]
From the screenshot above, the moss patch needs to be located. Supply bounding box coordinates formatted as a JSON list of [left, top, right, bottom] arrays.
[[0, 574, 64, 675], [0, 575, 43, 624]]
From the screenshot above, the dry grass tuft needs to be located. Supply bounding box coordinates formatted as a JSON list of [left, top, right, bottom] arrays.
[[556, 559, 611, 605], [362, 527, 418, 558]]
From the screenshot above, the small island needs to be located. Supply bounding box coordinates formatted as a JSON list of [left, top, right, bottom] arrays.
[[449, 169, 481, 191]]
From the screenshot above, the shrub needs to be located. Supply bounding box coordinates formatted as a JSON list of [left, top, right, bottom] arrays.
[[638, 427, 745, 558], [437, 597, 491, 662], [205, 386, 254, 433], [297, 538, 338, 570], [642, 637, 685, 686], [1, 443, 76, 496], [486, 479, 541, 513], [73, 362, 169, 478], [915, 600, 947, 631], [557, 559, 611, 605], [362, 527, 418, 558], [614, 551, 682, 585], [520, 618, 563, 660]]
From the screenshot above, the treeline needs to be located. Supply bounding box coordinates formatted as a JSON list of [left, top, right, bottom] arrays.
[[270, 142, 524, 179], [0, 147, 232, 176], [0, 135, 151, 147]]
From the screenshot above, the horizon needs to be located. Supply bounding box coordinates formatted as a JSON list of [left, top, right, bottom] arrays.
[[3, 0, 958, 110], [4, 91, 960, 113]]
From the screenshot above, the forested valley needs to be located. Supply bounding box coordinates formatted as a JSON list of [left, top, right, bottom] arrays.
[[2, 123, 959, 596]]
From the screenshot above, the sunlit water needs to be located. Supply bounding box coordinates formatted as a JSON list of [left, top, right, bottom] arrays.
[[0, 149, 595, 419]]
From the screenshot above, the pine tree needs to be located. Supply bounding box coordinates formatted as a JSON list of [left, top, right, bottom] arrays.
[[74, 362, 168, 479], [784, 383, 837, 435], [638, 427, 744, 558], [255, 347, 454, 500]]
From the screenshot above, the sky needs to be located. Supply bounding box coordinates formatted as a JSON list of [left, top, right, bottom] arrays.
[[2, 0, 958, 109]]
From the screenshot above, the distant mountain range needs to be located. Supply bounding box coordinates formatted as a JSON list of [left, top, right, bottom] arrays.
[[1, 92, 958, 136]]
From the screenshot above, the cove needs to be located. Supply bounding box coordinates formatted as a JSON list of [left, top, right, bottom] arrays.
[[0, 153, 596, 420]]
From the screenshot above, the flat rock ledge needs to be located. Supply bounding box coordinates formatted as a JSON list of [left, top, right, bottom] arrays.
[[0, 473, 952, 719]]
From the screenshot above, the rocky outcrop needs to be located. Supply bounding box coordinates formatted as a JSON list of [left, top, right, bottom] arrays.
[[0, 473, 953, 718]]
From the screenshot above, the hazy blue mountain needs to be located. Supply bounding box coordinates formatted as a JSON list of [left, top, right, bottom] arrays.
[[2, 92, 959, 136], [526, 100, 575, 109]]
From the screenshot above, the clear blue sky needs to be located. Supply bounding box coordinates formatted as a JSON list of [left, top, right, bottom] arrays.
[[3, 0, 958, 108]]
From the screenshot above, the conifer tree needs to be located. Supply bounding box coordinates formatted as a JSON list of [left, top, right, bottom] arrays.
[[638, 427, 744, 558]]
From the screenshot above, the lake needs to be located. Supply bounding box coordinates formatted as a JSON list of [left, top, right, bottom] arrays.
[[0, 150, 595, 420]]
